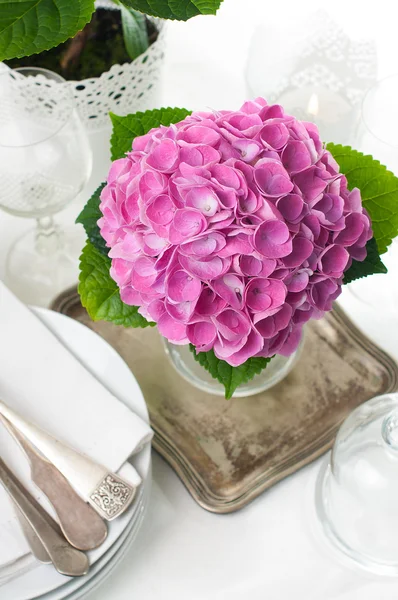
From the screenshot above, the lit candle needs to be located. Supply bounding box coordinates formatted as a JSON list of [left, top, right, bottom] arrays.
[[277, 86, 357, 144]]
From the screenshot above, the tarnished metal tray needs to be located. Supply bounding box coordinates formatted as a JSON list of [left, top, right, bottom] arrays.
[[51, 288, 398, 513]]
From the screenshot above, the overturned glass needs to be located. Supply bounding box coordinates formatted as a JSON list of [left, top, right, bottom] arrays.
[[316, 393, 398, 575]]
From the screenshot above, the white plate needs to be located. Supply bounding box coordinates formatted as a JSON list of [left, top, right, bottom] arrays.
[[40, 464, 151, 600], [66, 482, 150, 600], [0, 308, 151, 600]]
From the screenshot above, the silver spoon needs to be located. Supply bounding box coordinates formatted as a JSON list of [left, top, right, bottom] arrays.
[[1, 415, 108, 551], [0, 399, 137, 521], [0, 458, 89, 577], [15, 503, 52, 563]]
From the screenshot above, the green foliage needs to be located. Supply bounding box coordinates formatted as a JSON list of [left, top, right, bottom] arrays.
[[76, 183, 108, 256], [77, 107, 193, 330], [0, 0, 223, 61], [327, 144, 398, 255], [327, 143, 398, 284], [189, 345, 273, 399], [79, 241, 153, 327], [120, 0, 223, 20], [343, 237, 387, 284], [118, 2, 149, 61], [4, 7, 133, 80], [110, 107, 192, 160], [0, 0, 94, 60]]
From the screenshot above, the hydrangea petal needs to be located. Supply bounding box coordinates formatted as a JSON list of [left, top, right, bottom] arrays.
[[226, 330, 264, 367], [282, 140, 313, 174], [187, 321, 217, 352], [254, 221, 292, 258], [179, 254, 229, 280], [214, 309, 251, 342], [245, 278, 286, 313], [212, 274, 245, 310], [185, 187, 219, 216], [166, 299, 197, 323], [157, 313, 188, 344], [276, 193, 304, 223], [169, 208, 207, 244], [282, 237, 314, 268], [318, 245, 349, 277], [166, 269, 202, 303], [178, 125, 220, 147], [254, 159, 294, 197], [146, 194, 175, 226], [146, 139, 179, 173], [260, 121, 290, 150], [195, 287, 227, 316]]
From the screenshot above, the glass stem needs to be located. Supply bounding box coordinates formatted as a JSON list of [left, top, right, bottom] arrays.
[[35, 217, 63, 256], [382, 408, 398, 451]]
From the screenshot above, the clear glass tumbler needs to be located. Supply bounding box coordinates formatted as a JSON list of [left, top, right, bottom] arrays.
[[0, 67, 92, 306]]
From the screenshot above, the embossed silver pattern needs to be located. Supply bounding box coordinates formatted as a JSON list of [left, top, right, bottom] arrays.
[[89, 474, 136, 521]]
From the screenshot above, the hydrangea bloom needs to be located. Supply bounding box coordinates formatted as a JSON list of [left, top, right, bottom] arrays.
[[99, 98, 372, 367]]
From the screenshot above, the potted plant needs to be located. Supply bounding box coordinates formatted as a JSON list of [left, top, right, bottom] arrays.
[[76, 99, 398, 398], [0, 0, 224, 129]]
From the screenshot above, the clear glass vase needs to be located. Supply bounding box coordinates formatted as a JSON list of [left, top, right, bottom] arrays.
[[163, 339, 303, 398]]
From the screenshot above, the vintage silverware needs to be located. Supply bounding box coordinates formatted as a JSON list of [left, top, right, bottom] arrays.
[[0, 458, 89, 577], [14, 503, 52, 563], [0, 400, 136, 520], [1, 416, 108, 550]]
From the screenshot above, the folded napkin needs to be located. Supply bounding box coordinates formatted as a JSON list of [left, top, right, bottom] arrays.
[[0, 282, 153, 570]]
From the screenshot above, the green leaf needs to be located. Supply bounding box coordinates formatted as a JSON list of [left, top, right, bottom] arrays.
[[0, 0, 95, 61], [343, 237, 388, 284], [76, 183, 108, 257], [189, 345, 273, 399], [119, 0, 223, 20], [327, 143, 398, 255], [79, 240, 153, 328], [118, 3, 149, 61], [110, 107, 192, 160]]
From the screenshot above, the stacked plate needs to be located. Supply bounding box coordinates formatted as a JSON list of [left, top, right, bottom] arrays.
[[0, 308, 152, 600]]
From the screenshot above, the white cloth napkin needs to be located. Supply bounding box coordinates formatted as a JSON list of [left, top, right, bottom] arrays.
[[0, 282, 153, 570]]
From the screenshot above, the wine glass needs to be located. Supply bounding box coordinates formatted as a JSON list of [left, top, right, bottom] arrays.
[[316, 393, 398, 575], [0, 67, 92, 306], [348, 73, 398, 315]]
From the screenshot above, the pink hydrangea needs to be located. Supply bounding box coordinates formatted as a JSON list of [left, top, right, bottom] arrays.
[[99, 98, 372, 367]]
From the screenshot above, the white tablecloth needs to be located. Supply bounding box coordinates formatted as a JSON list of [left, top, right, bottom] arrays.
[[1, 1, 398, 598]]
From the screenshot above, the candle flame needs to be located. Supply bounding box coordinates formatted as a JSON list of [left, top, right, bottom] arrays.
[[307, 93, 319, 117]]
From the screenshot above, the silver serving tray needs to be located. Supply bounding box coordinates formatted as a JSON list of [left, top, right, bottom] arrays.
[[52, 288, 398, 513]]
